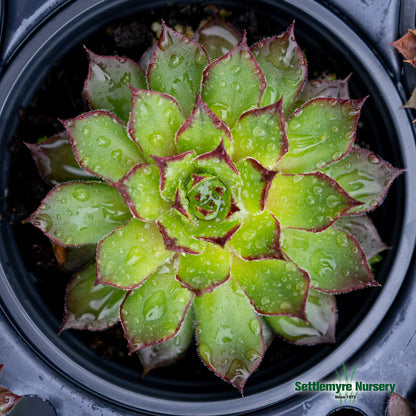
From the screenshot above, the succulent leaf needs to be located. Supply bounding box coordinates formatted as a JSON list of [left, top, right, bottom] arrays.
[[231, 100, 288, 169], [117, 163, 170, 221], [277, 98, 365, 173], [0, 367, 22, 416], [335, 215, 387, 259], [121, 261, 194, 353], [62, 262, 126, 331], [228, 211, 282, 260], [177, 242, 231, 295], [201, 33, 266, 127], [138, 305, 195, 374], [251, 23, 306, 112], [266, 289, 336, 344], [129, 88, 185, 159], [147, 21, 209, 116], [83, 49, 146, 122], [194, 15, 242, 60], [387, 393, 416, 416], [176, 93, 233, 156], [281, 227, 378, 293], [231, 255, 308, 317], [51, 243, 97, 273], [194, 279, 264, 392], [237, 158, 276, 213], [97, 218, 173, 289], [266, 172, 360, 231], [63, 111, 145, 183], [25, 132, 96, 185], [293, 76, 350, 110], [321, 146, 404, 214], [28, 181, 131, 246]]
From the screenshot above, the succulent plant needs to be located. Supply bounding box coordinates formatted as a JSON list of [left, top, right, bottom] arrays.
[[27, 18, 402, 392]]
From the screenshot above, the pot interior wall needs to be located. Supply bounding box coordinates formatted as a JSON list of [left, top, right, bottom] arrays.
[[0, 0, 406, 407]]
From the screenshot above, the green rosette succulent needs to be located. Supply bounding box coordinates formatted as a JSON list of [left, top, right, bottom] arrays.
[[27, 18, 402, 392]]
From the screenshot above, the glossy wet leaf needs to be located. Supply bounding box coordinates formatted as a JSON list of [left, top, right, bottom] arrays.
[[281, 227, 378, 293], [29, 181, 131, 246], [121, 261, 193, 353], [321, 147, 404, 214], [62, 262, 125, 331], [147, 22, 209, 116], [138, 305, 195, 373], [176, 94, 233, 156], [25, 132, 96, 185], [387, 393, 416, 416], [237, 158, 276, 213], [129, 89, 184, 159], [266, 289, 336, 344], [202, 34, 265, 127], [118, 163, 170, 221], [97, 218, 173, 289], [232, 255, 308, 316], [231, 101, 288, 169], [336, 215, 387, 259], [266, 172, 360, 231], [177, 242, 231, 294], [194, 279, 264, 392], [251, 24, 306, 112], [194, 15, 241, 60], [63, 111, 144, 183], [277, 98, 365, 173], [84, 50, 146, 122], [228, 211, 281, 260], [152, 151, 194, 201], [293, 77, 350, 110]]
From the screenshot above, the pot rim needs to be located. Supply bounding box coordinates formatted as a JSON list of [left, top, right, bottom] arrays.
[[0, 0, 415, 414]]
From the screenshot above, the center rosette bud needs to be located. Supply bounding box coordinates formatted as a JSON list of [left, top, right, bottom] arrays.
[[187, 174, 231, 221]]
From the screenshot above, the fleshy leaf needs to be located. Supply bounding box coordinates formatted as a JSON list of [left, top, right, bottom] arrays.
[[251, 23, 306, 112], [335, 215, 387, 259], [62, 262, 126, 331], [152, 151, 194, 201], [321, 147, 404, 214], [231, 255, 308, 317], [391, 29, 416, 66], [120, 261, 193, 353], [265, 172, 360, 231], [0, 374, 22, 416], [194, 279, 264, 392], [227, 211, 282, 260], [387, 393, 416, 416], [29, 181, 131, 246], [129, 88, 184, 159], [25, 132, 96, 185], [176, 93, 233, 156], [193, 218, 241, 247], [201, 33, 266, 127], [83, 49, 146, 122], [293, 76, 350, 110], [138, 305, 195, 374], [51, 243, 96, 273], [194, 15, 242, 60], [266, 289, 336, 344], [97, 218, 173, 289], [276, 98, 365, 173], [117, 163, 170, 221], [63, 111, 144, 183], [177, 242, 231, 295], [237, 158, 276, 213], [260, 318, 274, 350], [281, 227, 378, 293], [231, 100, 288, 168], [157, 210, 204, 254], [194, 140, 241, 196], [147, 22, 209, 116]]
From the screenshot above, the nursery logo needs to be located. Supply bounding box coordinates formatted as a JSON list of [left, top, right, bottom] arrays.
[[294, 363, 396, 404]]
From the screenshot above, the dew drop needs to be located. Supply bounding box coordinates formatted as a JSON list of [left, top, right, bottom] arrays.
[[126, 246, 145, 266], [368, 154, 380, 164], [336, 232, 349, 247], [169, 54, 184, 69], [249, 318, 261, 336], [143, 290, 167, 321], [97, 136, 111, 148], [73, 187, 91, 202]]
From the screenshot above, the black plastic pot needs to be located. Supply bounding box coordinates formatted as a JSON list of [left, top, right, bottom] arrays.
[[0, 1, 415, 415]]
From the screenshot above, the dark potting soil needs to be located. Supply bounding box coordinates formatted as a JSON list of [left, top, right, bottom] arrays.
[[6, 2, 392, 390]]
